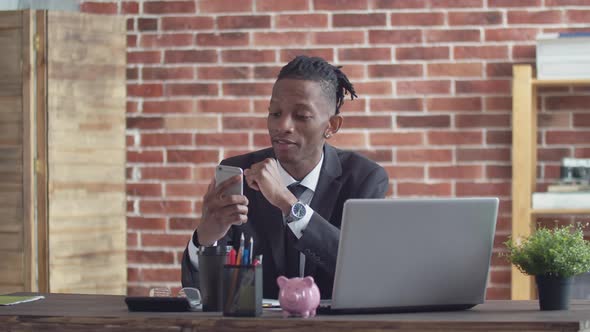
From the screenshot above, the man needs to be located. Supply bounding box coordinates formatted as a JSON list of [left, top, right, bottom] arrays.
[[181, 56, 389, 299]]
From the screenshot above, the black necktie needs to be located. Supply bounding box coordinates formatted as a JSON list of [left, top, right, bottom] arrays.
[[285, 183, 306, 278]]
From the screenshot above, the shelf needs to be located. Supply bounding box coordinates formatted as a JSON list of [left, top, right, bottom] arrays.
[[531, 208, 590, 215], [532, 79, 590, 87]]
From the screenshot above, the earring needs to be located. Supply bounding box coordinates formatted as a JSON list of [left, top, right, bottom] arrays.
[[324, 132, 331, 139]]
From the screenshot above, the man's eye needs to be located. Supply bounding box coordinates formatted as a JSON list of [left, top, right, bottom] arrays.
[[269, 112, 281, 117], [296, 114, 312, 120]]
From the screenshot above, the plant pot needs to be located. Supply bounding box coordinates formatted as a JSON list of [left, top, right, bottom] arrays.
[[535, 275, 572, 310]]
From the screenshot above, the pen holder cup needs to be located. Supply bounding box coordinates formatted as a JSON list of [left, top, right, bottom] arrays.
[[222, 264, 262, 317], [198, 246, 230, 312]]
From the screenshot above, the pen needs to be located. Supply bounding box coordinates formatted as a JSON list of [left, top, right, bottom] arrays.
[[248, 237, 253, 265], [243, 248, 249, 265], [228, 248, 236, 265], [236, 233, 244, 266]]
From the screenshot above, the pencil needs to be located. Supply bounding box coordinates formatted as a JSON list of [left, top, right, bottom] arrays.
[[248, 237, 253, 265]]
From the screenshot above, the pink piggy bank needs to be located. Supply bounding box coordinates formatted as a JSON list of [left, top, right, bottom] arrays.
[[277, 276, 320, 318]]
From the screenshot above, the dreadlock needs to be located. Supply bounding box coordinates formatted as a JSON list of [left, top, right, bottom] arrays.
[[276, 56, 358, 115]]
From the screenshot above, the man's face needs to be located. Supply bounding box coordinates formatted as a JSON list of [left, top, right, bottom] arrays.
[[267, 79, 333, 167]]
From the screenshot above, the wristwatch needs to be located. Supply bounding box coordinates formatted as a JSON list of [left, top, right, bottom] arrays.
[[285, 201, 306, 223]]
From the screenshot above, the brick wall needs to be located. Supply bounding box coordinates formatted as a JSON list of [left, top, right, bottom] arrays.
[[79, 0, 590, 298]]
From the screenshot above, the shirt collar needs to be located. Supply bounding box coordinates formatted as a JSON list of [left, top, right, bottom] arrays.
[[277, 153, 324, 192]]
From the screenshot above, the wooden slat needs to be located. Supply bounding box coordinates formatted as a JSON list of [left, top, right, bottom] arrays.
[[0, 29, 22, 97], [47, 11, 126, 295], [0, 252, 24, 284], [531, 209, 590, 215], [0, 11, 22, 29], [533, 79, 590, 87]]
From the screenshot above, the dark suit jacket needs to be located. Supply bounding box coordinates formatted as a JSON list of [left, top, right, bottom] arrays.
[[181, 144, 389, 299]]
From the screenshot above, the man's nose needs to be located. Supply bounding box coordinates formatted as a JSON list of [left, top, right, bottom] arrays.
[[275, 114, 294, 132]]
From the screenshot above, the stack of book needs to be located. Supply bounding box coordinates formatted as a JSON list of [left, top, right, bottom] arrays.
[[532, 158, 590, 209], [536, 32, 590, 79]]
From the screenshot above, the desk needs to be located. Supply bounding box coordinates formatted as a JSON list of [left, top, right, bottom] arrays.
[[1, 293, 590, 331]]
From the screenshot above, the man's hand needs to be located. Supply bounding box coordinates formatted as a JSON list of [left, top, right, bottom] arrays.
[[196, 176, 249, 246], [244, 158, 296, 215]]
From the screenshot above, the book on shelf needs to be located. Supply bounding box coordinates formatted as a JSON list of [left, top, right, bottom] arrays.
[[0, 295, 44, 306], [532, 192, 590, 209], [547, 184, 590, 193], [536, 33, 590, 79]]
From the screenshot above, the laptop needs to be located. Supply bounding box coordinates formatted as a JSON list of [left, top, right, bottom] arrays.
[[319, 197, 499, 314]]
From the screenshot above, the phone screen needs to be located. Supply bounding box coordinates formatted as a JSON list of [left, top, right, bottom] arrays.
[[215, 165, 243, 196]]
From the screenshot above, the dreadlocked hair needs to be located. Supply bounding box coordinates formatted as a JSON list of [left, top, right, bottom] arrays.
[[276, 56, 358, 115]]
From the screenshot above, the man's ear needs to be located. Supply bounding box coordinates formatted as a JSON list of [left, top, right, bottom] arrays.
[[324, 115, 343, 139]]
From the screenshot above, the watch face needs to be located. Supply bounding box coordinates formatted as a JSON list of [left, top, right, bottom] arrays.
[[292, 202, 306, 219]]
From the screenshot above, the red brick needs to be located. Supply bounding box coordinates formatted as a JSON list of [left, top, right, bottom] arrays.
[[339, 99, 366, 113], [127, 183, 162, 197], [567, 10, 590, 23], [165, 83, 218, 96], [486, 130, 511, 144], [142, 234, 191, 248], [431, 0, 483, 7], [199, 0, 253, 12], [141, 166, 192, 180], [196, 133, 250, 147], [489, 0, 540, 6], [512, 45, 535, 59], [167, 150, 219, 164], [127, 232, 138, 247], [80, 1, 117, 14], [256, 0, 308, 11], [574, 114, 590, 127], [370, 132, 423, 146], [166, 183, 208, 197], [138, 18, 158, 31], [170, 217, 198, 231], [128, 250, 175, 264], [454, 46, 508, 59], [456, 114, 510, 128], [127, 200, 135, 213], [122, 1, 138, 14], [384, 166, 425, 179], [547, 0, 590, 5], [351, 149, 390, 162], [127, 101, 138, 114], [368, 64, 422, 78], [538, 148, 571, 161], [144, 100, 194, 114], [354, 82, 392, 95], [449, 11, 502, 25], [217, 15, 270, 29], [275, 14, 327, 28], [397, 81, 451, 95], [486, 165, 511, 179], [196, 32, 249, 46], [127, 84, 163, 98], [373, 0, 427, 8], [455, 80, 510, 94], [141, 133, 192, 147], [140, 200, 193, 215], [280, 49, 334, 63], [430, 165, 483, 179], [485, 97, 511, 112], [457, 148, 510, 161], [164, 50, 217, 63], [127, 150, 164, 163], [254, 66, 282, 79], [161, 16, 214, 30], [334, 14, 386, 27], [127, 68, 138, 81], [327, 133, 367, 147], [144, 1, 195, 14], [223, 83, 273, 96], [368, 30, 422, 44], [223, 150, 252, 159], [370, 98, 423, 112], [427, 131, 483, 145], [396, 46, 449, 60], [397, 115, 450, 128], [221, 50, 275, 63], [390, 12, 444, 26], [539, 113, 570, 128], [128, 51, 161, 64], [198, 99, 251, 113], [508, 10, 562, 24], [198, 66, 251, 80], [128, 217, 167, 231], [313, 0, 368, 10], [344, 116, 392, 129], [223, 116, 267, 130], [575, 148, 590, 158], [397, 149, 452, 163], [426, 29, 480, 42], [140, 33, 193, 48], [127, 135, 136, 147], [486, 62, 514, 78], [546, 131, 590, 144], [456, 182, 511, 196], [253, 32, 308, 46], [193, 166, 216, 181], [485, 28, 539, 41], [127, 34, 137, 47], [312, 31, 365, 45], [339, 48, 391, 61], [398, 182, 452, 196], [546, 96, 590, 110], [142, 67, 193, 80], [428, 63, 482, 77]]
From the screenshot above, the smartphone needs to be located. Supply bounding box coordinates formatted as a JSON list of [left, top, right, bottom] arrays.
[[215, 165, 243, 196]]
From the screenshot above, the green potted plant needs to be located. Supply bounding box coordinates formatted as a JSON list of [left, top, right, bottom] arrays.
[[504, 223, 590, 310]]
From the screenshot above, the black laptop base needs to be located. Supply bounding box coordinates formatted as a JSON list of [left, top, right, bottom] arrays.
[[317, 303, 476, 315]]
